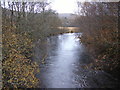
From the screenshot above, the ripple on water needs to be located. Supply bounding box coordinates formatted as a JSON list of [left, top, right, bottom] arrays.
[[37, 33, 120, 88]]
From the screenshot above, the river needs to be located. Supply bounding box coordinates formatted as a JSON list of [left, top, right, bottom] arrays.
[[36, 33, 119, 88]]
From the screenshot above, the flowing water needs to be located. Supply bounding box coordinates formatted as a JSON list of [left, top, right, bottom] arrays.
[[36, 33, 119, 88]]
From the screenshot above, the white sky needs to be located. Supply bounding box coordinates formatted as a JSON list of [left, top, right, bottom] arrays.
[[48, 0, 119, 13], [48, 0, 79, 13]]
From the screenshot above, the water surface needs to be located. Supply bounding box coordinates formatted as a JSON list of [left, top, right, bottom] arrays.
[[37, 33, 119, 88]]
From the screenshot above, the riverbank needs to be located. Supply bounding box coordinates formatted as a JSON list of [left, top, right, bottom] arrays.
[[2, 24, 40, 88], [75, 2, 119, 82], [78, 35, 119, 81], [36, 33, 120, 88]]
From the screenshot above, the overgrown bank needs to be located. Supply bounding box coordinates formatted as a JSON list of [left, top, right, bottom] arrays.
[[2, 17, 40, 88], [2, 1, 62, 88], [75, 2, 119, 79]]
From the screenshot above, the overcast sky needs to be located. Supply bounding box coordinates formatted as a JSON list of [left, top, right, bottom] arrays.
[[48, 0, 79, 13], [48, 0, 92, 13], [48, 0, 119, 13]]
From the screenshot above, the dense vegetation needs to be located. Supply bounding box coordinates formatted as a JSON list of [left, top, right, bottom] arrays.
[[2, 1, 62, 88], [75, 2, 119, 79], [2, 1, 119, 88]]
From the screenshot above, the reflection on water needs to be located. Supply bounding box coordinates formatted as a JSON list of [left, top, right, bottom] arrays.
[[41, 33, 83, 88], [37, 33, 119, 88], [47, 33, 82, 88]]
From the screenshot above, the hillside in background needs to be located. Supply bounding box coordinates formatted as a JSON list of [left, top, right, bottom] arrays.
[[58, 13, 78, 27]]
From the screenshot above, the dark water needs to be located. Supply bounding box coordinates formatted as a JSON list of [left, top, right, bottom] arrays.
[[36, 33, 119, 88]]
